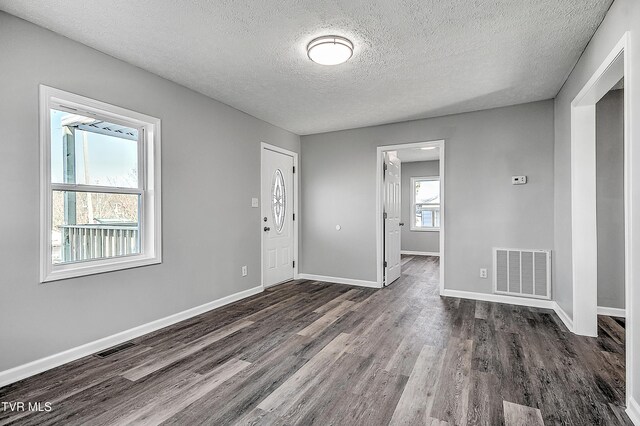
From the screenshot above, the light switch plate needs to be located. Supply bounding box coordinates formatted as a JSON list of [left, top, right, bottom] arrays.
[[251, 198, 259, 208]]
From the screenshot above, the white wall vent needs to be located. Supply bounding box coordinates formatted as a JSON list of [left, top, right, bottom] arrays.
[[493, 248, 551, 300]]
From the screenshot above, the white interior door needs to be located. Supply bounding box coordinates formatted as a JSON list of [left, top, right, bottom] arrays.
[[384, 152, 401, 285], [262, 147, 295, 287]]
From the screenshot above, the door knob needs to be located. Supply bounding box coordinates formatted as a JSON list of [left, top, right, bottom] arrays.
[[264, 226, 271, 232], [399, 222, 405, 226]]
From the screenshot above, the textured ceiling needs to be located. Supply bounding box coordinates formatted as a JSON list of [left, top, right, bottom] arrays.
[[0, 0, 612, 135]]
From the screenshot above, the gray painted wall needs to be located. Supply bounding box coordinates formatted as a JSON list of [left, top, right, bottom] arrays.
[[400, 161, 440, 254], [0, 12, 300, 371], [553, 0, 640, 404], [596, 89, 625, 310], [300, 100, 555, 291]]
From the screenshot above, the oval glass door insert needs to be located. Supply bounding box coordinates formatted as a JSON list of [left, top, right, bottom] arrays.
[[272, 169, 286, 233]]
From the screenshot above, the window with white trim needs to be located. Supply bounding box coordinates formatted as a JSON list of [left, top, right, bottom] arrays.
[[40, 86, 161, 282], [410, 176, 440, 231]]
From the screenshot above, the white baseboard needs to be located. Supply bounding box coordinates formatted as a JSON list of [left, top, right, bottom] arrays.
[[440, 289, 554, 309], [597, 306, 626, 318], [552, 302, 575, 332], [628, 397, 640, 426], [298, 273, 381, 289], [440, 290, 576, 333], [0, 285, 264, 388], [401, 250, 440, 257]]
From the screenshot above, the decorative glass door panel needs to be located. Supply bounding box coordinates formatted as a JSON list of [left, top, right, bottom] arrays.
[[272, 169, 286, 233]]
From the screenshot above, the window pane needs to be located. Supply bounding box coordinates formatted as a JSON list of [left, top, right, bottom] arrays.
[[272, 169, 286, 233], [415, 205, 440, 229], [421, 210, 432, 227], [52, 191, 140, 264], [415, 179, 440, 204], [51, 109, 139, 188]]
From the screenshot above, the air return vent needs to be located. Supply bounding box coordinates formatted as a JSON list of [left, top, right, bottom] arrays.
[[493, 248, 551, 300]]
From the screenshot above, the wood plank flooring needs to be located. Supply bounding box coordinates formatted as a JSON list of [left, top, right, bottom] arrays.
[[0, 255, 631, 425]]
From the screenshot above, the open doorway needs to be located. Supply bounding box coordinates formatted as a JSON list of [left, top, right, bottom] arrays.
[[597, 81, 625, 320], [376, 140, 445, 291], [570, 32, 633, 413]]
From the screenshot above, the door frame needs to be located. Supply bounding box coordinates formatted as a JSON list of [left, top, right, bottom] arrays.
[[260, 142, 299, 289], [570, 32, 634, 409], [376, 139, 445, 292]]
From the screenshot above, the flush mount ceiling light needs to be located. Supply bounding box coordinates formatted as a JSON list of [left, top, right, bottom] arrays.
[[307, 36, 353, 66]]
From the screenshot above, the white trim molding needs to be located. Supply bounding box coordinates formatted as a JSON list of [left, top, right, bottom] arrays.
[[298, 273, 381, 289], [597, 306, 626, 318], [440, 289, 555, 309], [627, 397, 640, 426], [0, 285, 263, 388], [552, 302, 575, 333], [570, 32, 629, 337], [401, 250, 440, 257]]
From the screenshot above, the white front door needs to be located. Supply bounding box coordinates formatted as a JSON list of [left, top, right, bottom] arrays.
[[262, 147, 295, 287], [384, 152, 401, 285]]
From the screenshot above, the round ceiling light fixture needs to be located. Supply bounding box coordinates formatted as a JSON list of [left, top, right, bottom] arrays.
[[307, 36, 353, 66]]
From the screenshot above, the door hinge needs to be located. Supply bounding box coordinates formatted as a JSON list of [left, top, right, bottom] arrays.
[[384, 261, 388, 267], [383, 162, 387, 172], [293, 260, 295, 268], [383, 212, 388, 220], [293, 166, 296, 173], [293, 213, 295, 221]]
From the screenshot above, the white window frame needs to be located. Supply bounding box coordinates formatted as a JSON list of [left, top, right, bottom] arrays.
[[410, 176, 440, 232], [39, 85, 162, 282]]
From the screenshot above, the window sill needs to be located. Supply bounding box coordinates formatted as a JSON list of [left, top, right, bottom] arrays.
[[41, 254, 161, 283], [409, 227, 440, 232]]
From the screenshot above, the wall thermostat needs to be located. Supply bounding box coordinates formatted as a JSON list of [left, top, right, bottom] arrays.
[[512, 176, 527, 185]]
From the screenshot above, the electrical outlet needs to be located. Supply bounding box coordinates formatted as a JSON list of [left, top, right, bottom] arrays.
[[241, 266, 248, 277], [479, 268, 488, 279]]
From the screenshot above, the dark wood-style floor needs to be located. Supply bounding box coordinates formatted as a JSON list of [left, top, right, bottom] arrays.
[[0, 255, 631, 425]]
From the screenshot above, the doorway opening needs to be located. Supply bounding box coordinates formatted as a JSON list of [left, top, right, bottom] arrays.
[[596, 83, 625, 319], [570, 32, 633, 411], [376, 140, 445, 292], [261, 143, 299, 288]]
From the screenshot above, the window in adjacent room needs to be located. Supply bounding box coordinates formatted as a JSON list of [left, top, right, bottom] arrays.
[[411, 176, 440, 231], [40, 86, 162, 282]]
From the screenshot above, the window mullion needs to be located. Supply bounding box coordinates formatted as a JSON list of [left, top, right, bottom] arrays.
[[51, 183, 142, 195]]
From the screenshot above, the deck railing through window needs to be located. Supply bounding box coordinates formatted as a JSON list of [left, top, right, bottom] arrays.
[[57, 224, 139, 263]]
